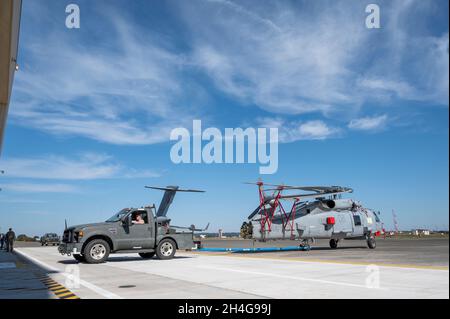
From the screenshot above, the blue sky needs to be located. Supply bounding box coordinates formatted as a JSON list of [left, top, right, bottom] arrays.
[[0, 0, 448, 236]]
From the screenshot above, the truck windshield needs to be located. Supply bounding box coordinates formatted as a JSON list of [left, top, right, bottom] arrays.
[[106, 208, 130, 222]]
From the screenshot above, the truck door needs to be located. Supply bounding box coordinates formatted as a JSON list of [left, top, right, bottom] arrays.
[[119, 210, 155, 249], [130, 210, 155, 249]]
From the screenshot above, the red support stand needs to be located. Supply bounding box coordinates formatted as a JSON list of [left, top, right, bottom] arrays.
[[256, 182, 299, 240]]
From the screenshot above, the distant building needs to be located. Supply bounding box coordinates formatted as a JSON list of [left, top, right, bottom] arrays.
[[412, 229, 431, 236], [218, 229, 227, 238]]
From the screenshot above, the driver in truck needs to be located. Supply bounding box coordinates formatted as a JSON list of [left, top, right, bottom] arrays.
[[132, 213, 145, 225]]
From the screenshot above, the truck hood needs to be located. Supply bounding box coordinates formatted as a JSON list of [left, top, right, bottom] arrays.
[[68, 222, 115, 231]]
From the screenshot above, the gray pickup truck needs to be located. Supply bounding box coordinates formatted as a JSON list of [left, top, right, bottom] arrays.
[[58, 206, 196, 263], [40, 233, 60, 246]]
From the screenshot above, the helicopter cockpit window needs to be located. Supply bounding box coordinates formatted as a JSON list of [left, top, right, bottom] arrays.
[[374, 213, 380, 223]]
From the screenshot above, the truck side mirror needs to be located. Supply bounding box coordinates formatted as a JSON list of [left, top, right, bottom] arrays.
[[121, 215, 132, 226]]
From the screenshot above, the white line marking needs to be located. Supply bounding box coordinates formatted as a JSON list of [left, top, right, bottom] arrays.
[[15, 249, 123, 299], [187, 252, 449, 272], [0, 262, 16, 269], [198, 265, 388, 290]]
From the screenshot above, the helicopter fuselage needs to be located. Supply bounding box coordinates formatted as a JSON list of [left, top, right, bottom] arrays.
[[248, 199, 383, 247]]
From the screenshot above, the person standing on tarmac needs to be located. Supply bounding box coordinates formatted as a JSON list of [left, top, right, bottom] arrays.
[[0, 233, 4, 250], [5, 228, 16, 252]]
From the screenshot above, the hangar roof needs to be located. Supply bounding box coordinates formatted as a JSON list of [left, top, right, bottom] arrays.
[[0, 0, 22, 154]]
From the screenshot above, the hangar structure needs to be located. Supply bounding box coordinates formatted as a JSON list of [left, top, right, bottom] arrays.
[[0, 0, 22, 154]]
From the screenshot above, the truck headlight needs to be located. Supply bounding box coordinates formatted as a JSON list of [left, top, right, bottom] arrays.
[[75, 231, 84, 242]]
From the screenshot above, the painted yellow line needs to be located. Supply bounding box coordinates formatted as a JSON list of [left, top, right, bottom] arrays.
[[39, 276, 81, 299], [51, 288, 68, 293], [55, 291, 75, 298], [61, 295, 80, 300], [188, 251, 449, 271]]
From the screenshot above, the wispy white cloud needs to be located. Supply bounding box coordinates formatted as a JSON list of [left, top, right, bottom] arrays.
[[0, 183, 78, 193], [0, 198, 47, 204], [348, 115, 388, 131], [256, 117, 341, 143], [11, 4, 205, 145], [0, 153, 160, 180], [181, 0, 449, 116], [296, 121, 340, 140], [10, 0, 448, 145]]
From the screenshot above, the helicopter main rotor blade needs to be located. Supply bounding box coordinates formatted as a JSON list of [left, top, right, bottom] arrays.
[[248, 205, 262, 220], [276, 191, 352, 201], [145, 186, 205, 193], [265, 186, 352, 192], [246, 182, 352, 194]]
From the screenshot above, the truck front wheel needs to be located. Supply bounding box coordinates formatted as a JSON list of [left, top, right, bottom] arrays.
[[83, 239, 110, 264], [156, 239, 176, 260]]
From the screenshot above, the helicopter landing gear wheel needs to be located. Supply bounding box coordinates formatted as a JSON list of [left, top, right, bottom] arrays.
[[367, 236, 376, 249], [299, 239, 311, 250], [329, 239, 339, 249]]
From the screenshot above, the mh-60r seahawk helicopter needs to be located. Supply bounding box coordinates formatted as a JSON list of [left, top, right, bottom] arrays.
[[241, 182, 384, 249]]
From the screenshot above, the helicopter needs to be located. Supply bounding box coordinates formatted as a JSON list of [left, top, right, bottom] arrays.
[[242, 181, 384, 249]]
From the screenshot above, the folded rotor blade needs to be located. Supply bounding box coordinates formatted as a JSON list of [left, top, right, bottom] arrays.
[[145, 186, 205, 193]]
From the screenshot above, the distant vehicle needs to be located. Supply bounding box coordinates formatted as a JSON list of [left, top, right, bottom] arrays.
[[40, 233, 60, 246], [58, 186, 208, 264], [243, 182, 384, 249]]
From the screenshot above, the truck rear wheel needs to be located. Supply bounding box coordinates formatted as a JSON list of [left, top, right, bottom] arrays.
[[83, 239, 110, 264], [139, 252, 155, 259], [156, 239, 176, 260]]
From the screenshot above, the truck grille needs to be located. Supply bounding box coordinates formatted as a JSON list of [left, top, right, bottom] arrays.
[[62, 229, 74, 243]]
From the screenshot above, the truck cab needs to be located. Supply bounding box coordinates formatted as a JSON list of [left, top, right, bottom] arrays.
[[58, 206, 195, 263]]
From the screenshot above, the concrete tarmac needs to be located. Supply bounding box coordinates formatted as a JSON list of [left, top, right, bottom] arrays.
[[200, 237, 450, 267], [12, 238, 449, 299], [0, 250, 54, 299]]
